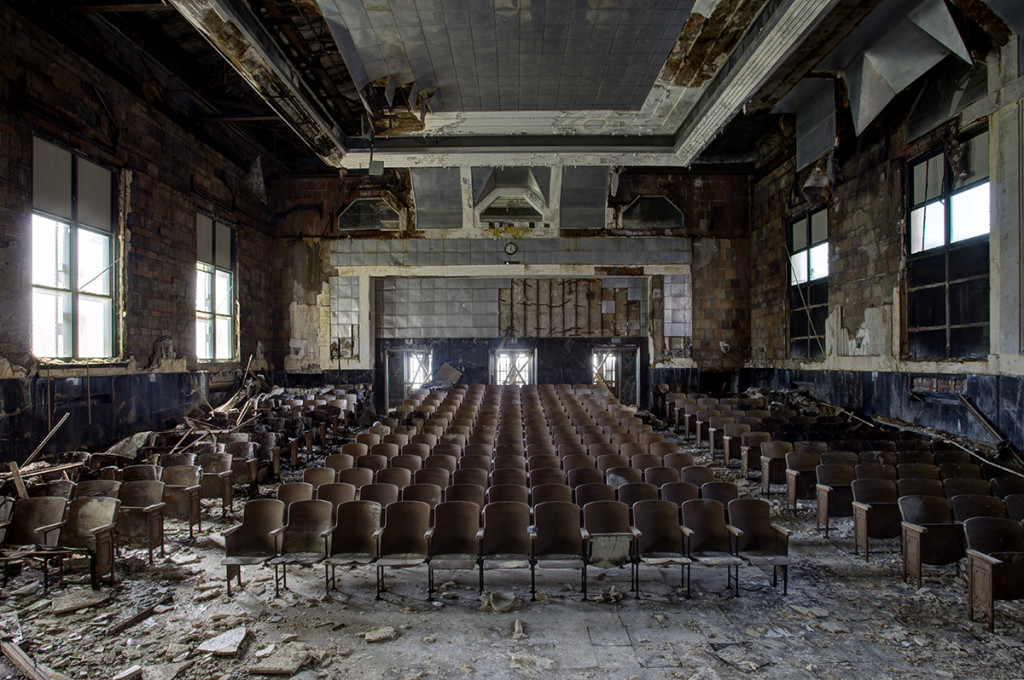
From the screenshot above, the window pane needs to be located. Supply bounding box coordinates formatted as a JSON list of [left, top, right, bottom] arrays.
[[215, 269, 232, 316], [78, 229, 111, 295], [215, 315, 233, 360], [950, 182, 989, 243], [196, 265, 213, 313], [196, 315, 214, 360], [910, 200, 945, 253], [77, 294, 112, 358], [791, 218, 807, 251], [32, 214, 70, 289], [810, 209, 827, 244], [808, 242, 829, 281], [32, 288, 72, 357], [953, 132, 989, 189], [913, 154, 944, 205], [790, 250, 809, 285]]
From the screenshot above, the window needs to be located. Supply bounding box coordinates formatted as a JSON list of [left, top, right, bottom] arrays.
[[403, 350, 431, 396], [789, 208, 828, 359], [907, 131, 990, 358], [493, 349, 534, 385], [32, 138, 115, 359], [592, 350, 618, 394], [196, 215, 235, 361]]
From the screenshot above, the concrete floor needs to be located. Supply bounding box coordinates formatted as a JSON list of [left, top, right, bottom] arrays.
[[2, 435, 1023, 680]]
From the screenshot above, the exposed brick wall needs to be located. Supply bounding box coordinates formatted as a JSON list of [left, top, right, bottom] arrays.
[[691, 237, 750, 368], [608, 172, 750, 237], [749, 157, 793, 361], [827, 126, 904, 337], [0, 2, 275, 372]]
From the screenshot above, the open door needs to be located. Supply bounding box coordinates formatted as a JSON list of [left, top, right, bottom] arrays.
[[384, 348, 431, 411], [591, 346, 640, 406]]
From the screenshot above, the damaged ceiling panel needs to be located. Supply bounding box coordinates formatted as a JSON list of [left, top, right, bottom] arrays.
[[41, 0, 1015, 175], [561, 167, 611, 230], [317, 0, 694, 113], [410, 168, 463, 230]]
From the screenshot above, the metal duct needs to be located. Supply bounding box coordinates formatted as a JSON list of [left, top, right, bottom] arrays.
[[560, 167, 610, 230], [776, 79, 837, 169], [411, 168, 462, 230], [843, 0, 970, 134]]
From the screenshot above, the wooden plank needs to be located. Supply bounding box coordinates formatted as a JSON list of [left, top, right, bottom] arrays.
[[107, 594, 172, 636], [0, 461, 86, 482], [627, 300, 641, 336], [1, 641, 52, 680], [498, 286, 512, 335], [550, 278, 564, 336], [590, 280, 603, 337], [576, 280, 589, 337], [615, 288, 628, 336], [511, 279, 525, 337], [523, 279, 537, 338], [537, 279, 551, 337], [7, 463, 27, 499], [23, 413, 70, 468]]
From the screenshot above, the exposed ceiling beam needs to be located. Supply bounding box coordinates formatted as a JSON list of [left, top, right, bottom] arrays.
[[673, 0, 843, 165], [71, 3, 172, 11], [166, 0, 349, 167]]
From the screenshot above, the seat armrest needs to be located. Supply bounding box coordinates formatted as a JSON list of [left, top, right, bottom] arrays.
[[424, 527, 435, 539], [35, 522, 65, 538], [142, 502, 166, 513], [580, 528, 591, 541], [901, 521, 927, 536], [966, 548, 1003, 565], [222, 524, 243, 539], [851, 501, 872, 512], [319, 526, 336, 538], [372, 528, 385, 539], [269, 526, 287, 536], [815, 483, 834, 493], [726, 524, 744, 537], [89, 522, 117, 536], [184, 484, 201, 493], [681, 526, 694, 537], [785, 469, 799, 479]]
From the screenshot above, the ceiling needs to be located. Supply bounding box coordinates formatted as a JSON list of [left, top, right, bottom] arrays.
[[19, 0, 1015, 174]]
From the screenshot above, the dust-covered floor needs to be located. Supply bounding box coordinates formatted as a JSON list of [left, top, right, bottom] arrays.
[[2, 435, 1022, 680]]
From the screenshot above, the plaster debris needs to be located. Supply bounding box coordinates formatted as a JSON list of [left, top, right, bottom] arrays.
[[111, 665, 143, 680], [362, 626, 398, 643], [510, 619, 527, 640], [197, 626, 248, 656], [51, 590, 111, 615], [249, 643, 311, 675], [480, 591, 519, 613]]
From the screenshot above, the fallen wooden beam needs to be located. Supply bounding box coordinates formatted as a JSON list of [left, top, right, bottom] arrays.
[[23, 413, 71, 468], [1, 640, 53, 680], [0, 461, 86, 482], [106, 593, 172, 636]]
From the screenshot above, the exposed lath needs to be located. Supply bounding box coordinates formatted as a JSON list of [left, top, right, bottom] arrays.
[[167, 0, 349, 167]]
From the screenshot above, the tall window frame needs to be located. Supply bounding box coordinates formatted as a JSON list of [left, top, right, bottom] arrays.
[[906, 129, 990, 359], [592, 350, 619, 394], [788, 207, 828, 359], [492, 349, 535, 386], [196, 214, 236, 361], [31, 137, 116, 360], [403, 349, 432, 396]]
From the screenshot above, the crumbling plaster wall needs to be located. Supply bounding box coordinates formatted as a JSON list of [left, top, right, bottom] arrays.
[[0, 4, 278, 457], [749, 36, 1024, 377]]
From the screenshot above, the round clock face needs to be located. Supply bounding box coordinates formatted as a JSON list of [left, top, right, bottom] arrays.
[[504, 241, 518, 255]]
